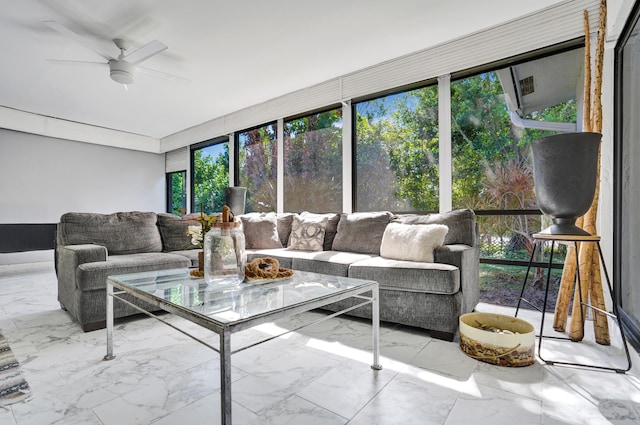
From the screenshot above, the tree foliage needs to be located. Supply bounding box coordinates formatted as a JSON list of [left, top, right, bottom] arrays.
[[238, 124, 278, 212], [193, 144, 229, 214], [283, 109, 342, 212]]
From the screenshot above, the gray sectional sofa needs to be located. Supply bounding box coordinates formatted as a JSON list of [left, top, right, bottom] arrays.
[[56, 209, 479, 340], [241, 209, 479, 341], [56, 211, 202, 331]]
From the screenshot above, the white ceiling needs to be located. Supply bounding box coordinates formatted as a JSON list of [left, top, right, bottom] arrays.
[[1, 0, 567, 143]]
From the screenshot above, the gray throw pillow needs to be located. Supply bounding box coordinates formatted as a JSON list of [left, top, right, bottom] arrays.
[[240, 213, 282, 249], [393, 208, 476, 246], [288, 214, 328, 251], [157, 213, 195, 252], [331, 211, 392, 255]]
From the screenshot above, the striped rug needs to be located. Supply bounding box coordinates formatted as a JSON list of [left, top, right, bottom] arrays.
[[0, 333, 30, 406]]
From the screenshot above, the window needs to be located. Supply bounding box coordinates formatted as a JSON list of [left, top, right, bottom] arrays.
[[355, 86, 439, 212], [237, 123, 277, 212], [283, 108, 342, 212], [450, 49, 580, 260], [191, 138, 229, 214], [166, 171, 186, 215], [615, 4, 640, 349]]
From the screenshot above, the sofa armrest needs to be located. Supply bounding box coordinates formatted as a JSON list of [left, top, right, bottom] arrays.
[[56, 244, 108, 314], [58, 244, 108, 265], [434, 244, 480, 312]]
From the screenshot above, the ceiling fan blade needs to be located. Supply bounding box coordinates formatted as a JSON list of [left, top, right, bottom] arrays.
[[44, 20, 115, 61], [47, 59, 107, 67], [138, 66, 190, 85], [124, 40, 167, 65]]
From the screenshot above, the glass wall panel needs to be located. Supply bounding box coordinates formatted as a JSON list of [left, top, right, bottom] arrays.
[[191, 139, 229, 214], [283, 108, 342, 212], [166, 171, 186, 215], [354, 86, 439, 212], [237, 123, 277, 212], [617, 10, 640, 345], [451, 50, 579, 261]]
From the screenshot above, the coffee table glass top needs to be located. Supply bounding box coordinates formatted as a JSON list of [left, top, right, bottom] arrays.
[[107, 269, 375, 324]]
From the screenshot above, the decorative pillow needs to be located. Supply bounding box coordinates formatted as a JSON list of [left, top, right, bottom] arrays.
[[239, 213, 282, 249], [332, 211, 392, 255], [157, 213, 195, 252], [300, 211, 340, 250], [380, 223, 449, 262], [288, 214, 329, 252]]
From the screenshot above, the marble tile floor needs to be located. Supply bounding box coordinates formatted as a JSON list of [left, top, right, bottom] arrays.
[[0, 261, 639, 425]]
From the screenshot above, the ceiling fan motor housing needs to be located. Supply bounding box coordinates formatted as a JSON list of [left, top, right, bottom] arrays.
[[109, 60, 135, 85]]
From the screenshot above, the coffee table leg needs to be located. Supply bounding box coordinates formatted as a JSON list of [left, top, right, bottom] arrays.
[[104, 281, 115, 361], [371, 285, 383, 370], [220, 330, 232, 425]]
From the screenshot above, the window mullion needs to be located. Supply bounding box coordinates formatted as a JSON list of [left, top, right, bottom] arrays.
[[438, 74, 452, 213]]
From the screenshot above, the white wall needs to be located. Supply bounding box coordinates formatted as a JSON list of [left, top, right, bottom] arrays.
[[0, 129, 165, 264]]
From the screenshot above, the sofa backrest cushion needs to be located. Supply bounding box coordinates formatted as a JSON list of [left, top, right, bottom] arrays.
[[275, 213, 296, 247], [393, 208, 476, 246], [157, 213, 196, 252], [300, 211, 340, 250], [239, 213, 283, 249], [58, 211, 163, 254], [332, 211, 392, 255]]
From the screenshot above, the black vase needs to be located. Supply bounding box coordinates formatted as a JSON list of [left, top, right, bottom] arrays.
[[531, 132, 601, 236], [224, 186, 247, 216]]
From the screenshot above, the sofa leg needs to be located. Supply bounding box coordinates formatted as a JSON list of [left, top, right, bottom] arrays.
[[430, 330, 455, 342], [81, 320, 106, 332], [59, 302, 67, 311]]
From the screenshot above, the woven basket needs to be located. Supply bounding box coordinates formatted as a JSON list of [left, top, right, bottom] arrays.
[[459, 312, 535, 367]]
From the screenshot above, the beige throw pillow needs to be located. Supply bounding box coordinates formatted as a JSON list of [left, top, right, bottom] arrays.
[[380, 223, 449, 262]]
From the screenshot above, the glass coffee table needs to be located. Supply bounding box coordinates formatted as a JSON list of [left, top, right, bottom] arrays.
[[104, 268, 381, 425]]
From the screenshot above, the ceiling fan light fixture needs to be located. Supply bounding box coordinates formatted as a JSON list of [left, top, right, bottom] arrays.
[[109, 60, 135, 85]]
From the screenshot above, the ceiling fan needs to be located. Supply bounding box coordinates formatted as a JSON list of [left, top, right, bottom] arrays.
[[44, 20, 189, 86]]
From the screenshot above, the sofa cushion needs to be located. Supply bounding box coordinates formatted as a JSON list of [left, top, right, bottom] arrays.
[[76, 252, 192, 291], [332, 211, 392, 255], [240, 213, 282, 249], [380, 223, 448, 263], [348, 257, 460, 294], [245, 248, 294, 269], [300, 211, 340, 250], [157, 213, 196, 252], [291, 251, 377, 276], [276, 213, 296, 247], [59, 211, 162, 255], [393, 209, 476, 246], [288, 214, 328, 251]]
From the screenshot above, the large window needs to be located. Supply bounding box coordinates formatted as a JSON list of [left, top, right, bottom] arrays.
[[237, 123, 277, 212], [450, 50, 580, 262], [616, 3, 640, 349], [355, 85, 439, 212], [166, 171, 186, 215], [191, 138, 229, 214], [283, 108, 342, 212]]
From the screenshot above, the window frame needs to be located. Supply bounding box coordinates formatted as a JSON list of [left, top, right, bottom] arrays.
[[190, 136, 229, 213]]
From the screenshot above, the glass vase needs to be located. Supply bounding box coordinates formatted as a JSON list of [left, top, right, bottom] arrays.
[[203, 222, 245, 285]]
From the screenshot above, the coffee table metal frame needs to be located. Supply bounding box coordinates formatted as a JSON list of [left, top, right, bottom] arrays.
[[103, 269, 382, 425]]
